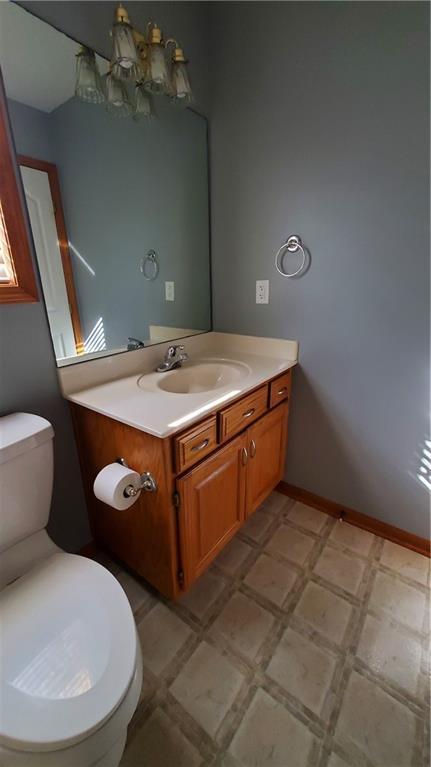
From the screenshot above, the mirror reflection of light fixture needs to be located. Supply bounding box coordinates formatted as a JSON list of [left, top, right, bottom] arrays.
[[111, 3, 140, 80], [133, 84, 154, 121], [105, 71, 133, 117], [75, 46, 105, 103], [74, 3, 193, 119], [166, 41, 193, 104]]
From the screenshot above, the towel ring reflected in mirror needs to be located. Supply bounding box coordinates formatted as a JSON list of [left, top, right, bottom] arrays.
[[275, 235, 307, 278], [140, 250, 159, 281]]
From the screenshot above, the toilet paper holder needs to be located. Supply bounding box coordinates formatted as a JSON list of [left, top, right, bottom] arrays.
[[117, 458, 157, 495]]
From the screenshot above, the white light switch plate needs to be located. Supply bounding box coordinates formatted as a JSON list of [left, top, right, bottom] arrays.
[[165, 281, 175, 301], [256, 279, 269, 304]]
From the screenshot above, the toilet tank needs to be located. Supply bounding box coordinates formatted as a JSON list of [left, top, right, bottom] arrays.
[[0, 413, 54, 553]]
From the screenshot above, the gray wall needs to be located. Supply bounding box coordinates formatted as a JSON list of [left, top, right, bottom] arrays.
[[1, 1, 210, 551], [210, 1, 430, 538]]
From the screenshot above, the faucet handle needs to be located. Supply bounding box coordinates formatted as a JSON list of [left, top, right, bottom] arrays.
[[166, 344, 184, 358]]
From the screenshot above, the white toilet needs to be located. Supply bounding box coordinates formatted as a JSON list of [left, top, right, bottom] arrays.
[[0, 413, 143, 767]]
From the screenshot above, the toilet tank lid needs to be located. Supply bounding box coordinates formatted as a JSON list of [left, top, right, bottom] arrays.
[[0, 413, 54, 465]]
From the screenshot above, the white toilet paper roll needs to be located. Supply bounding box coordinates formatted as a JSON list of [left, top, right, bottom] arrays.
[[93, 463, 141, 510]]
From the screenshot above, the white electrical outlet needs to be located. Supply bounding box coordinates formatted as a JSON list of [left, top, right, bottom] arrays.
[[256, 279, 269, 304], [165, 281, 175, 301]]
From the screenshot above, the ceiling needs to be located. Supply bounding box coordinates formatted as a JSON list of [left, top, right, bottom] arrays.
[[0, 2, 108, 113]]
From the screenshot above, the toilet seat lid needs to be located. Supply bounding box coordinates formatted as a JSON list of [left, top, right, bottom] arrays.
[[0, 553, 137, 752]]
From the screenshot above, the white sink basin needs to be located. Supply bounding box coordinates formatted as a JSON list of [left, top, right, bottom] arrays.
[[138, 359, 250, 395]]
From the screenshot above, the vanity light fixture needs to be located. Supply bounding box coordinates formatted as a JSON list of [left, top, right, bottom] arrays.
[[111, 3, 140, 80], [74, 3, 193, 118], [166, 40, 193, 104], [75, 46, 105, 103], [142, 23, 171, 95], [105, 70, 133, 117], [133, 84, 154, 121]]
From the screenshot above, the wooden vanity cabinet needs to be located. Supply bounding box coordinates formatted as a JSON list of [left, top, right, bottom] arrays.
[[176, 433, 247, 587], [245, 401, 289, 517], [71, 369, 292, 600]]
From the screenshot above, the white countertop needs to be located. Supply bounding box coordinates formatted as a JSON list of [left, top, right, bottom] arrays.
[[61, 333, 298, 438]]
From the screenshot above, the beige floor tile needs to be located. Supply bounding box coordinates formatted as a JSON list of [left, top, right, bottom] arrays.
[[215, 537, 253, 577], [241, 509, 274, 543], [335, 671, 418, 766], [170, 641, 245, 737], [369, 570, 426, 632], [294, 582, 353, 645], [116, 571, 152, 613], [228, 687, 315, 767], [327, 753, 350, 767], [266, 524, 316, 567], [244, 553, 297, 607], [121, 707, 202, 767], [287, 502, 328, 533], [137, 603, 192, 676], [313, 546, 366, 596], [266, 628, 337, 716], [212, 592, 275, 660], [329, 523, 374, 557], [179, 569, 227, 621], [381, 540, 430, 585], [261, 491, 290, 515], [357, 613, 422, 695]]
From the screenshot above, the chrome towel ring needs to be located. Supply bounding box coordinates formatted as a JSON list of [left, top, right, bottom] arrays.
[[140, 249, 159, 281], [275, 235, 306, 278]]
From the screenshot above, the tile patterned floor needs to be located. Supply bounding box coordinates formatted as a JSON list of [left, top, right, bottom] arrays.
[[97, 492, 430, 767]]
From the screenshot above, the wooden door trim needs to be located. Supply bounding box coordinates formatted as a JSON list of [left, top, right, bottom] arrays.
[[18, 155, 84, 353], [0, 81, 38, 304], [277, 481, 430, 557]]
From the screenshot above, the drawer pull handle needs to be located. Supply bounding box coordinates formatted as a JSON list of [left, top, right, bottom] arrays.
[[243, 408, 255, 419], [242, 447, 248, 465], [191, 438, 210, 452], [277, 387, 287, 395], [250, 439, 256, 458]]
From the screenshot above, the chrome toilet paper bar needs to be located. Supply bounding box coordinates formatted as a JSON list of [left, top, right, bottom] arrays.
[[117, 458, 157, 495]]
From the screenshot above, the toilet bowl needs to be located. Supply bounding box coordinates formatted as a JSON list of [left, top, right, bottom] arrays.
[[0, 413, 142, 766]]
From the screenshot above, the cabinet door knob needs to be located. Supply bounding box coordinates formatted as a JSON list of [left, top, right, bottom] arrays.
[[191, 438, 209, 452], [250, 439, 256, 458], [242, 408, 255, 419], [241, 447, 248, 465], [277, 387, 287, 396]]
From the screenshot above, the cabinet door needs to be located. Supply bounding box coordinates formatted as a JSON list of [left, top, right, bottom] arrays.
[[246, 402, 289, 517], [177, 433, 247, 586]]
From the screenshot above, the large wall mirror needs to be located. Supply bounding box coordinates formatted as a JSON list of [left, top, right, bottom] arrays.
[[0, 3, 211, 366]]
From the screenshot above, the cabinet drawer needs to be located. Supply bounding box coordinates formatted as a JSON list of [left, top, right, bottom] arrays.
[[269, 371, 292, 409], [175, 417, 217, 473], [219, 386, 268, 441]]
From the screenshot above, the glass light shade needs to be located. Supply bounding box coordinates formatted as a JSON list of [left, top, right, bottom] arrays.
[[105, 73, 133, 117], [143, 45, 170, 94], [133, 85, 154, 121], [75, 47, 105, 104], [171, 61, 193, 104], [111, 21, 139, 80]]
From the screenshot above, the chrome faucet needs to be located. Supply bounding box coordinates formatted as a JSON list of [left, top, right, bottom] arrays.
[[156, 344, 188, 372], [127, 337, 145, 351]]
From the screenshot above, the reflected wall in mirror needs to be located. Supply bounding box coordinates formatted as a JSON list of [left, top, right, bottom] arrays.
[[0, 3, 211, 365]]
